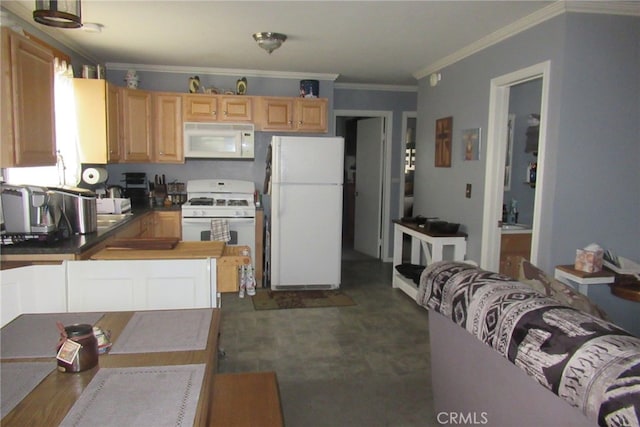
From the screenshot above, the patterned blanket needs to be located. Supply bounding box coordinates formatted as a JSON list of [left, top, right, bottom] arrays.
[[417, 261, 640, 427]]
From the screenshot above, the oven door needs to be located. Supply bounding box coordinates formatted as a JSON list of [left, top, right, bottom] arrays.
[[182, 216, 256, 264]]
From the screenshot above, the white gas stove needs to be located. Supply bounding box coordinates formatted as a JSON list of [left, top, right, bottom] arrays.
[[181, 179, 255, 219], [181, 179, 257, 265]]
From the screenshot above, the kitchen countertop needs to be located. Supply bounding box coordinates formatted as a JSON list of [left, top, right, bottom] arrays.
[[0, 206, 181, 259], [91, 241, 225, 260]]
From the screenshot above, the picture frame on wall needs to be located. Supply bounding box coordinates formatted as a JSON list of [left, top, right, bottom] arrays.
[[435, 116, 453, 167], [462, 128, 481, 161]]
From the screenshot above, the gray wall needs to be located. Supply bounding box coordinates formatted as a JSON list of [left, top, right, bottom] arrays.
[[414, 12, 640, 334], [333, 88, 418, 256]]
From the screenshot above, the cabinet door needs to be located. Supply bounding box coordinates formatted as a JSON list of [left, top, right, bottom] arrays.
[[154, 93, 183, 163], [1, 264, 66, 327], [499, 233, 532, 278], [258, 97, 294, 131], [219, 95, 253, 122], [138, 214, 154, 238], [0, 28, 56, 167], [106, 82, 122, 162], [122, 88, 152, 162], [184, 94, 217, 122], [66, 259, 211, 311], [296, 98, 328, 132], [152, 211, 182, 238], [74, 79, 108, 164]]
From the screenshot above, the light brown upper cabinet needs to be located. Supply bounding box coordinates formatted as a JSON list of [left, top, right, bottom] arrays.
[[257, 97, 327, 133], [106, 83, 122, 162], [1, 28, 56, 167], [153, 92, 184, 163], [121, 88, 153, 162], [183, 94, 253, 123], [183, 94, 218, 122], [257, 97, 294, 131], [74, 79, 122, 164], [296, 98, 328, 132], [218, 95, 253, 122]]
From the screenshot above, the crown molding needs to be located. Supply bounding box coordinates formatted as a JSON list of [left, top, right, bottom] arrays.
[[105, 63, 339, 81], [334, 82, 418, 93], [565, 1, 640, 16], [413, 1, 640, 81]]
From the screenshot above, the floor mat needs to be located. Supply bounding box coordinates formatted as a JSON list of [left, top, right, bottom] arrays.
[[252, 289, 356, 310]]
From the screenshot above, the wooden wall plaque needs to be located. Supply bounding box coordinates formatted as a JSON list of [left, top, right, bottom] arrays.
[[435, 116, 453, 167]]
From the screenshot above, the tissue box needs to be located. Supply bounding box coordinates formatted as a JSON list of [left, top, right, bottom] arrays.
[[575, 248, 604, 273]]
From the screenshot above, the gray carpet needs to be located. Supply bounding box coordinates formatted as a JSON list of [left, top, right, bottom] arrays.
[[219, 255, 438, 426]]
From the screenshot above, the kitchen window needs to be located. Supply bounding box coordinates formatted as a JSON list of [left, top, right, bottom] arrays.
[[5, 58, 81, 186]]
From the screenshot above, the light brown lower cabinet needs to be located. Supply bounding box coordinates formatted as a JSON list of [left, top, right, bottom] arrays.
[[499, 232, 532, 279]]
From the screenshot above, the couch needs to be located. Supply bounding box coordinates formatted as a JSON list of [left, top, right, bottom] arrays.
[[417, 261, 640, 427]]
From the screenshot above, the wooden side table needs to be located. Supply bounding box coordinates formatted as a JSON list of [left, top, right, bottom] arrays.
[[609, 273, 640, 303], [554, 264, 615, 296]]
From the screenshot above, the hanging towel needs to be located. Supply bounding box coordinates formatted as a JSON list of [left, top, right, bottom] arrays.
[[210, 219, 231, 242]]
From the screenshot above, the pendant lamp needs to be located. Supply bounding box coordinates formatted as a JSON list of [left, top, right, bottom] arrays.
[[33, 0, 82, 29]]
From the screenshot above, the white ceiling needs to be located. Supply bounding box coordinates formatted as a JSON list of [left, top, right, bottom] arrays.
[[2, 1, 637, 87]]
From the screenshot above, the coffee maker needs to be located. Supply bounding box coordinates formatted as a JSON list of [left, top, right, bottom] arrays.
[[0, 184, 58, 236], [122, 172, 148, 207]]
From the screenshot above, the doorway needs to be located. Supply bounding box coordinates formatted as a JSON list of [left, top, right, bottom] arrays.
[[481, 61, 551, 272], [335, 110, 392, 260]]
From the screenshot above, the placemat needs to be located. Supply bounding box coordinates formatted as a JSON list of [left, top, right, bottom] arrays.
[[109, 309, 212, 354], [59, 364, 205, 427], [1, 312, 104, 359], [1, 361, 54, 416]]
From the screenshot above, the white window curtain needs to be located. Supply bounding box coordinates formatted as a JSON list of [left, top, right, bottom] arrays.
[[5, 58, 81, 187]]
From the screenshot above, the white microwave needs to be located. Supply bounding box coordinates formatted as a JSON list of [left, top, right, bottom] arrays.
[[184, 122, 255, 159]]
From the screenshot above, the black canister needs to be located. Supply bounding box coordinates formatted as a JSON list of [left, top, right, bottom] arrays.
[[57, 324, 98, 373]]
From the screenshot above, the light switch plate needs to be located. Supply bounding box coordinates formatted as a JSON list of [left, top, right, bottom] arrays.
[[465, 183, 472, 198]]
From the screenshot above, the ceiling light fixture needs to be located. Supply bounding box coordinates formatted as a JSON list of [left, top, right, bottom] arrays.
[[33, 0, 82, 29], [252, 32, 287, 54], [82, 22, 103, 33]]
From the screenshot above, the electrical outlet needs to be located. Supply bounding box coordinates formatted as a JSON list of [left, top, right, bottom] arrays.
[[465, 183, 472, 198]]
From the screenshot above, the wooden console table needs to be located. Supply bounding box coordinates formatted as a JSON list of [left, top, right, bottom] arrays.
[[392, 220, 467, 300]]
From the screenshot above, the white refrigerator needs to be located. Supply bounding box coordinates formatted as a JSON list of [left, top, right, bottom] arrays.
[[269, 136, 344, 290]]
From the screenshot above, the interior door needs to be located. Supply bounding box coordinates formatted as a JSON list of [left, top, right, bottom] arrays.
[[354, 117, 384, 258]]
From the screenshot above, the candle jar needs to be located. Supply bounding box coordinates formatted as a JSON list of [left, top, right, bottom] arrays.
[[57, 324, 98, 373]]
